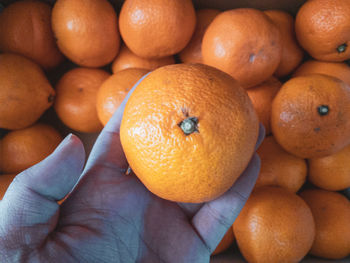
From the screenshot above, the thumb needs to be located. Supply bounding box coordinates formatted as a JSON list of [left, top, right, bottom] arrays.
[[0, 134, 85, 257]]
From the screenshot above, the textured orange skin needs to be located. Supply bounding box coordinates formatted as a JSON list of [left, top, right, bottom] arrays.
[[294, 60, 350, 87], [233, 186, 315, 263], [264, 10, 304, 77], [256, 136, 307, 193], [111, 45, 174, 73], [202, 8, 282, 88], [0, 0, 64, 69], [271, 74, 350, 159], [295, 0, 350, 62], [308, 143, 350, 191], [52, 0, 120, 67], [54, 68, 110, 133], [300, 189, 350, 259], [179, 9, 220, 64], [0, 123, 62, 174], [119, 0, 196, 59], [0, 53, 55, 130], [246, 77, 281, 135], [212, 226, 234, 255], [120, 64, 259, 203], [96, 68, 149, 126], [0, 174, 16, 200]]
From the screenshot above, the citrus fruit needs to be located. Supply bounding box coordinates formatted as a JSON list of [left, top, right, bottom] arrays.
[[52, 0, 120, 67], [97, 68, 149, 126], [309, 143, 350, 191], [264, 9, 304, 77], [0, 174, 16, 200], [271, 74, 350, 158], [202, 8, 282, 88], [0, 123, 62, 174], [120, 63, 259, 203], [119, 0, 196, 58], [0, 0, 64, 69], [246, 77, 281, 135], [300, 189, 350, 259], [256, 136, 307, 193], [111, 45, 174, 73], [212, 227, 234, 255], [54, 68, 110, 133], [179, 9, 220, 64], [233, 186, 315, 263], [0, 53, 55, 130], [294, 60, 350, 87], [295, 0, 350, 62]]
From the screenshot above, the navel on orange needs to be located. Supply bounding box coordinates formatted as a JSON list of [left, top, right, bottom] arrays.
[[120, 64, 259, 203]]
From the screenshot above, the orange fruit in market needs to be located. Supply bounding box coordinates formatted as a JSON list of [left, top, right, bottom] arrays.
[[294, 60, 350, 87], [264, 9, 304, 77], [212, 227, 235, 255], [233, 186, 315, 263], [246, 77, 281, 135], [256, 136, 307, 193], [111, 45, 174, 73], [0, 123, 62, 174], [120, 64, 259, 203], [0, 0, 64, 69], [0, 174, 16, 200], [52, 0, 120, 67], [202, 8, 282, 88], [308, 143, 350, 191], [271, 74, 350, 158], [295, 0, 350, 62], [300, 189, 350, 259], [179, 9, 220, 64], [119, 0, 196, 58], [97, 68, 149, 126], [54, 68, 110, 133], [0, 53, 55, 130]]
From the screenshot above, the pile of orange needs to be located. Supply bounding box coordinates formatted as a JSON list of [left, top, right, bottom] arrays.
[[1, 0, 350, 261]]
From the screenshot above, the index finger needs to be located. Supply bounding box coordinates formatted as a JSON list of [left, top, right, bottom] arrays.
[[83, 72, 151, 173]]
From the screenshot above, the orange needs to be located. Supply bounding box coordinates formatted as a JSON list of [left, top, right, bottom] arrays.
[[96, 68, 149, 126], [111, 45, 174, 73], [293, 60, 350, 87], [300, 189, 350, 259], [233, 186, 315, 263], [0, 53, 55, 130], [0, 0, 64, 69], [120, 64, 259, 203], [179, 9, 220, 64], [212, 227, 234, 255], [202, 8, 282, 88], [256, 136, 307, 193], [308, 143, 350, 191], [264, 10, 304, 77], [52, 0, 120, 67], [0, 174, 16, 200], [246, 77, 281, 135], [0, 123, 62, 174], [119, 0, 196, 58], [295, 0, 350, 62], [271, 74, 350, 158], [54, 68, 110, 133]]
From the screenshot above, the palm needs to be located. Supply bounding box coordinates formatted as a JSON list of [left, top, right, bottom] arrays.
[[0, 78, 263, 262]]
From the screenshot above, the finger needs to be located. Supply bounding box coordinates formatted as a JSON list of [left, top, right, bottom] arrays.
[[255, 123, 266, 151], [83, 72, 151, 174], [191, 153, 260, 253], [0, 134, 85, 246], [177, 202, 203, 218]]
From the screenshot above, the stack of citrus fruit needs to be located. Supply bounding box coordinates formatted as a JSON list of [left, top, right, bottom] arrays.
[[0, 0, 349, 261]]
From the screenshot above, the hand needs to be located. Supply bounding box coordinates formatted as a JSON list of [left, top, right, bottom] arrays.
[[0, 75, 265, 263]]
